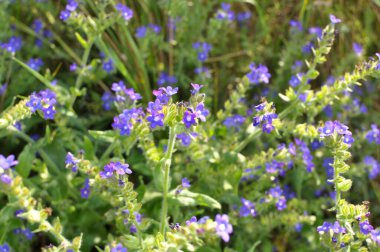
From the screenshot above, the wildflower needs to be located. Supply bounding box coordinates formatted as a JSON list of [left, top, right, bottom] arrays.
[[276, 197, 287, 211], [366, 124, 380, 144], [100, 162, 132, 179], [135, 26, 147, 38], [332, 221, 346, 234], [186, 216, 197, 226], [69, 63, 77, 72], [149, 24, 161, 33], [0, 243, 10, 252], [26, 89, 57, 119], [1, 36, 22, 53], [216, 3, 235, 21], [0, 155, 18, 170], [190, 83, 203, 95], [101, 91, 115, 111], [0, 83, 7, 96], [65, 152, 79, 172], [309, 27, 323, 38], [295, 139, 314, 172], [116, 3, 134, 21], [193, 42, 212, 62], [146, 111, 165, 129], [353, 43, 363, 56], [359, 220, 374, 235], [295, 223, 303, 232], [59, 10, 71, 21], [329, 14, 342, 24], [268, 186, 283, 198], [183, 110, 197, 128], [80, 178, 91, 199], [157, 72, 177, 86], [66, 0, 78, 12], [0, 174, 12, 184], [223, 115, 245, 130], [111, 243, 128, 252], [318, 121, 352, 141], [195, 103, 209, 122], [32, 19, 43, 34], [371, 230, 380, 244], [112, 108, 144, 135], [246, 63, 271, 85], [215, 214, 233, 242], [194, 67, 211, 78], [27, 58, 44, 71], [182, 178, 191, 188], [289, 20, 302, 32], [236, 11, 251, 23], [317, 221, 332, 233], [239, 198, 256, 217], [364, 156, 380, 179], [103, 59, 114, 73]]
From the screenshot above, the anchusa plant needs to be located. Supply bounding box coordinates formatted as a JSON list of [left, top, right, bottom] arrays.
[[1, 1, 380, 251]]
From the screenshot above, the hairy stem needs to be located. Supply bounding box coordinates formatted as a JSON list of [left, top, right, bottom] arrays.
[[159, 125, 177, 235]]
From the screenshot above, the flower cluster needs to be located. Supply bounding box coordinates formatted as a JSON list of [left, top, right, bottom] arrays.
[[80, 178, 90, 199], [59, 0, 78, 21], [27, 58, 44, 71], [193, 42, 212, 62], [177, 132, 197, 147], [239, 198, 256, 217], [216, 3, 235, 21], [246, 63, 271, 85], [65, 152, 79, 172], [294, 139, 315, 172], [99, 161, 132, 179], [252, 102, 278, 133], [25, 89, 57, 120], [223, 114, 245, 131], [111, 81, 142, 103], [318, 121, 354, 145], [112, 108, 144, 135], [0, 154, 18, 185]]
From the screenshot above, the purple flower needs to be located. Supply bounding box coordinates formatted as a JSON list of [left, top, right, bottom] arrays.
[[309, 27, 323, 38], [27, 58, 44, 71], [1, 36, 22, 53], [268, 186, 283, 198], [22, 228, 34, 240], [332, 221, 345, 234], [32, 19, 43, 34], [239, 198, 256, 217], [116, 4, 134, 21], [329, 14, 342, 24], [289, 20, 302, 32], [371, 230, 380, 244], [246, 63, 271, 85], [0, 83, 7, 96], [215, 214, 233, 242], [103, 59, 114, 73], [183, 110, 197, 128], [364, 156, 380, 179], [366, 124, 380, 144], [113, 108, 144, 135], [359, 220, 374, 235], [177, 133, 194, 147], [190, 83, 203, 95], [0, 155, 18, 170], [69, 63, 77, 72], [65, 152, 79, 172], [195, 103, 209, 122], [157, 72, 177, 86], [223, 115, 245, 130], [59, 10, 71, 21], [26, 89, 57, 119], [236, 11, 251, 23], [193, 42, 212, 62], [0, 174, 12, 184], [289, 74, 303, 87], [0, 243, 10, 252], [100, 162, 132, 179], [135, 26, 147, 38], [317, 221, 332, 233], [111, 243, 128, 252], [186, 216, 197, 226], [216, 3, 235, 21], [148, 24, 161, 33], [353, 43, 363, 56], [146, 111, 164, 129], [276, 197, 287, 211], [295, 139, 315, 172], [101, 91, 115, 111], [182, 177, 191, 188], [66, 0, 78, 12]]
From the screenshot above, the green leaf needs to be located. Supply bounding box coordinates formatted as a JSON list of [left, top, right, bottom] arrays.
[[15, 144, 35, 178], [83, 136, 95, 159], [88, 130, 116, 143], [170, 190, 221, 209]]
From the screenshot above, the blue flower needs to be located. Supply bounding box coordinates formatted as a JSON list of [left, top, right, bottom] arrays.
[[59, 10, 71, 21], [66, 0, 78, 12], [223, 115, 245, 130], [0, 243, 10, 252], [246, 63, 271, 85], [371, 229, 380, 245], [177, 133, 195, 147], [366, 124, 380, 144], [276, 197, 287, 211], [116, 4, 133, 21], [110, 243, 128, 252], [317, 221, 332, 233], [186, 216, 197, 226], [309, 27, 323, 38], [364, 156, 380, 179], [100, 162, 132, 179], [181, 177, 191, 188], [80, 178, 91, 199], [157, 72, 177, 86], [0, 174, 12, 184], [102, 59, 114, 73], [1, 36, 22, 53], [329, 14, 342, 24], [353, 42, 363, 56], [101, 91, 115, 111], [147, 111, 164, 129], [27, 58, 44, 71], [135, 26, 147, 38], [359, 220, 374, 235], [289, 20, 302, 32], [69, 63, 77, 72], [215, 214, 233, 242], [239, 198, 256, 217], [0, 155, 18, 170], [183, 111, 197, 128]]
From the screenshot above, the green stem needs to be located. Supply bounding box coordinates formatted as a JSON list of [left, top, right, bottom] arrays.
[[159, 125, 177, 236], [70, 39, 94, 107], [333, 152, 341, 216]]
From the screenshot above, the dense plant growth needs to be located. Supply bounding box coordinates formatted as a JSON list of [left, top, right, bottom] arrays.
[[1, 1, 380, 251]]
